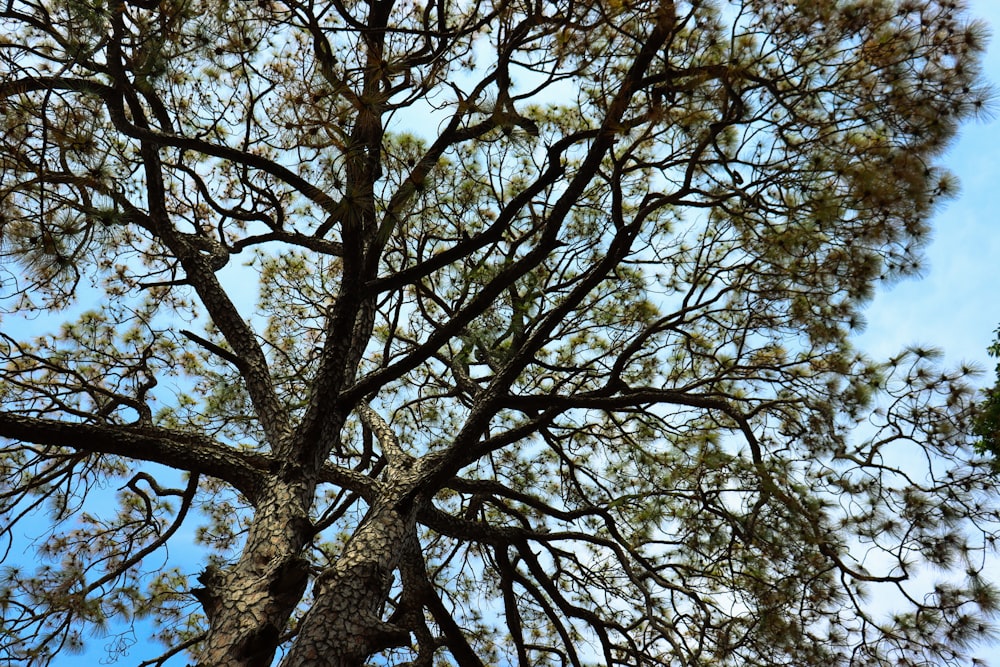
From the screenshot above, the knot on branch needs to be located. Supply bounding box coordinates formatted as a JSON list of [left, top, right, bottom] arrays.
[[191, 564, 225, 622]]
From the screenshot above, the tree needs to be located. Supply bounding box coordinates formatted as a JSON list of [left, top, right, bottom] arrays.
[[975, 326, 1000, 464], [0, 0, 997, 664]]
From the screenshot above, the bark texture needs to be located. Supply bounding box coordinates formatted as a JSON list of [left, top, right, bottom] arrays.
[[1, 1, 996, 666], [282, 494, 418, 666], [197, 478, 314, 667]]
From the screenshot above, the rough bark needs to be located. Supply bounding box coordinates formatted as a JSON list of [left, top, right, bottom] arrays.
[[281, 492, 418, 667], [1, 0, 995, 665], [196, 477, 315, 667]]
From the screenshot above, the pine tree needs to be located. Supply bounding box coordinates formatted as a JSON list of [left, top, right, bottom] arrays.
[[0, 0, 997, 665]]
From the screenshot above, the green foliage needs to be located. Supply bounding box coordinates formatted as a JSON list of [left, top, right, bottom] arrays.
[[0, 0, 997, 665], [975, 327, 1000, 463]]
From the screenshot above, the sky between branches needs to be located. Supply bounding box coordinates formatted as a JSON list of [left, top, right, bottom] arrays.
[[857, 1, 1000, 373], [22, 0, 1000, 664]]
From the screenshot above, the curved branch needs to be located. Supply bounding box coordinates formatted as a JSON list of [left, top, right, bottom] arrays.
[[499, 387, 764, 464], [84, 473, 200, 595]]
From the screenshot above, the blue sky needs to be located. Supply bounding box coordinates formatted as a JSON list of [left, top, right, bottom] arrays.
[[854, 1, 1000, 660], [30, 0, 1000, 664], [857, 0, 1000, 373]]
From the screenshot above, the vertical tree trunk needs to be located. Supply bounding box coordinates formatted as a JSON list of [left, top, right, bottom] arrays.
[[196, 478, 314, 667], [280, 495, 417, 667]]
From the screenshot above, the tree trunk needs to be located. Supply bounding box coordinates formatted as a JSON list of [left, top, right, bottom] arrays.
[[280, 495, 417, 667], [196, 478, 314, 667]]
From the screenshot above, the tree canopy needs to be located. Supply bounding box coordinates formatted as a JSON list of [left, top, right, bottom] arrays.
[[1, 0, 998, 665]]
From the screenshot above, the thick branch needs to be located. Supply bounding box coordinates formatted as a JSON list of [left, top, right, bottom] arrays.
[[0, 412, 262, 499]]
